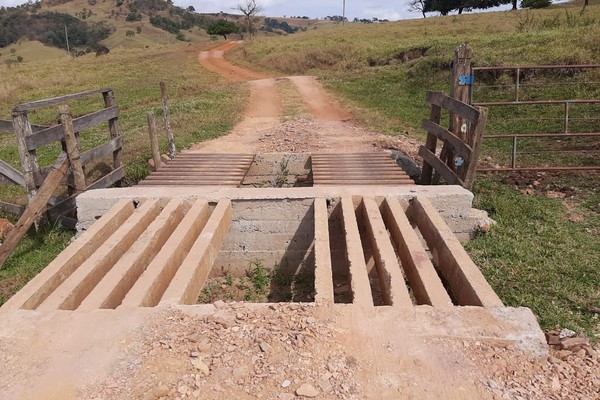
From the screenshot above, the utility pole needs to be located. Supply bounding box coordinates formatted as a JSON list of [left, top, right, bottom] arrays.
[[342, 0, 346, 25], [64, 24, 71, 57]]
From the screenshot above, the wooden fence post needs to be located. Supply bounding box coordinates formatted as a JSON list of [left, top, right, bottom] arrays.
[[147, 111, 162, 171], [432, 44, 473, 185], [12, 111, 39, 201], [419, 103, 442, 185], [0, 153, 70, 268], [450, 44, 473, 142], [102, 90, 123, 182], [59, 105, 86, 193], [463, 107, 488, 190], [160, 81, 176, 159]]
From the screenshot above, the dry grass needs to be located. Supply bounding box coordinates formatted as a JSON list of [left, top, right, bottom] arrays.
[[0, 43, 247, 181], [276, 78, 311, 120]]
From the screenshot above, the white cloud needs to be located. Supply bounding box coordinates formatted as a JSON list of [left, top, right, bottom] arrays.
[[0, 0, 28, 6]]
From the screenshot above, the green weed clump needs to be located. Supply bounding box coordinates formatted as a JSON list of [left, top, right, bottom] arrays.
[[467, 177, 600, 339], [0, 223, 74, 306]]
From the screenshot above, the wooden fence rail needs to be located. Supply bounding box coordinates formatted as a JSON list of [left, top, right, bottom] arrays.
[[0, 88, 124, 227], [419, 91, 488, 190]]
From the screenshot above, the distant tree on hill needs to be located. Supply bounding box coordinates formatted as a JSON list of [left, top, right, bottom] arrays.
[[521, 0, 551, 8], [263, 18, 299, 34], [207, 20, 240, 39], [324, 15, 347, 23], [408, 0, 427, 18], [187, 6, 195, 12], [424, 0, 512, 15], [238, 0, 262, 39], [0, 10, 112, 50], [126, 12, 142, 21]]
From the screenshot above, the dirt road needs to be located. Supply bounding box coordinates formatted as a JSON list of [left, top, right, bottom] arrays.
[[191, 42, 420, 157]]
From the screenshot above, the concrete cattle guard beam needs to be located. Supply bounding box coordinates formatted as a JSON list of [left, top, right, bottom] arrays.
[[2, 186, 503, 311]]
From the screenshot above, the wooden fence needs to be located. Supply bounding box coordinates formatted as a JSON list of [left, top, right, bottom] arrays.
[[419, 91, 488, 190], [0, 88, 124, 227]]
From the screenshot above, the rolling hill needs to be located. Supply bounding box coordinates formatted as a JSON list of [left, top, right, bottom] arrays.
[[0, 0, 322, 63]]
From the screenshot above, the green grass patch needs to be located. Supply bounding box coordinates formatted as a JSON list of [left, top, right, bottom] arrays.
[[197, 259, 315, 304], [0, 224, 74, 306], [467, 176, 600, 338]]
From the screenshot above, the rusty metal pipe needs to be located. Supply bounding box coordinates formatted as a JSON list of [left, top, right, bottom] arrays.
[[483, 132, 600, 138]]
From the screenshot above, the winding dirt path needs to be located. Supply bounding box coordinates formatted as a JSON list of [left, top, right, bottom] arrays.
[[190, 42, 420, 157]]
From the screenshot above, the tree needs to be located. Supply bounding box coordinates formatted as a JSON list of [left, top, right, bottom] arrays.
[[424, 0, 512, 15], [238, 0, 262, 39], [207, 20, 240, 39], [408, 0, 427, 18], [521, 0, 551, 8], [187, 6, 195, 12]]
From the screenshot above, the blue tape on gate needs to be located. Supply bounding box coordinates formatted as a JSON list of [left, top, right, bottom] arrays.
[[459, 74, 474, 86]]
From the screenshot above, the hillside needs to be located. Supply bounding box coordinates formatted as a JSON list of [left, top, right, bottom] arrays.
[[0, 0, 323, 60]]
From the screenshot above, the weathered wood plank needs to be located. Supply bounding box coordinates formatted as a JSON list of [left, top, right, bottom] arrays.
[[313, 173, 410, 179], [25, 106, 119, 150], [426, 91, 480, 123], [87, 166, 125, 190], [0, 154, 70, 269], [463, 107, 489, 190], [37, 200, 162, 311], [420, 102, 442, 185], [314, 198, 334, 304], [314, 179, 413, 185], [138, 181, 240, 186], [340, 196, 373, 308], [0, 201, 25, 216], [120, 200, 210, 308], [361, 197, 412, 307], [103, 90, 123, 170], [0, 120, 47, 133], [147, 111, 162, 171], [412, 197, 503, 307], [59, 105, 86, 193], [0, 160, 26, 187], [12, 111, 39, 200], [175, 154, 254, 158], [0, 199, 135, 310], [47, 195, 76, 220], [418, 147, 464, 186], [422, 119, 473, 161], [143, 175, 244, 181], [159, 199, 232, 305], [381, 198, 453, 308], [0, 120, 14, 132], [78, 199, 187, 310], [80, 136, 123, 166], [160, 81, 176, 159], [14, 87, 113, 112]]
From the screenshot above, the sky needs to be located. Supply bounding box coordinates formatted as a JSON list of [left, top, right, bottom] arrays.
[[0, 0, 567, 21]]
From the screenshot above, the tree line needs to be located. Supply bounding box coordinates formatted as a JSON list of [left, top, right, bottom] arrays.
[[410, 0, 553, 18], [0, 7, 111, 50]]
